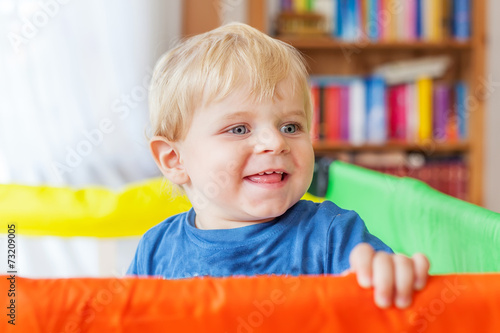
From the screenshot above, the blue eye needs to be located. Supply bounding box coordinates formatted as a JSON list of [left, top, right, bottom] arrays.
[[228, 125, 248, 135], [280, 124, 298, 134]]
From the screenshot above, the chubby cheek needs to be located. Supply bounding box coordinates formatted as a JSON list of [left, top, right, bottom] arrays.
[[199, 150, 246, 194], [297, 144, 315, 187]]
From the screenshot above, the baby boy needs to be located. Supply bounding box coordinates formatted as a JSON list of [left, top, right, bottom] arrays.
[[127, 22, 429, 309]]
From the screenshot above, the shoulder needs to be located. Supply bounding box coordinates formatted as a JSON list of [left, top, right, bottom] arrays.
[[292, 199, 359, 225], [292, 200, 377, 244], [286, 200, 363, 239], [138, 211, 188, 248]]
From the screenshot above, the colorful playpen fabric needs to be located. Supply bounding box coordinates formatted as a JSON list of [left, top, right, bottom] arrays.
[[2, 273, 500, 332], [326, 161, 500, 273]]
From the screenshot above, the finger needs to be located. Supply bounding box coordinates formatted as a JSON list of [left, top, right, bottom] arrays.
[[393, 254, 415, 309], [372, 251, 394, 308], [412, 253, 430, 290], [349, 243, 375, 288]]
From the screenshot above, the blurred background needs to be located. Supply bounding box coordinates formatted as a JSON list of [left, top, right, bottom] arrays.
[[0, 0, 498, 278]]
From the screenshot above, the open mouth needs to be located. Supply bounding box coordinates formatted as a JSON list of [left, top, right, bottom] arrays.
[[245, 171, 288, 184]]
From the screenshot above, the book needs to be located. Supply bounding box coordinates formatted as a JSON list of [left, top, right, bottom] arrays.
[[430, 0, 443, 41], [394, 84, 407, 140], [455, 81, 468, 139], [365, 76, 387, 144], [417, 77, 433, 141], [433, 83, 450, 141], [323, 84, 342, 141], [416, 0, 422, 39], [281, 0, 293, 12], [421, 0, 431, 40], [387, 86, 397, 139], [453, 0, 471, 40], [315, 0, 336, 35], [349, 78, 366, 145], [293, 0, 308, 13], [405, 83, 418, 142], [339, 85, 350, 141], [446, 87, 459, 141], [310, 83, 321, 141], [388, 84, 407, 140], [366, 0, 380, 40], [406, 0, 418, 40]]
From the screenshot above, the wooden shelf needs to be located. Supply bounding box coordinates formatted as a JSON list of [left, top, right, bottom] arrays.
[[313, 141, 470, 153], [277, 36, 472, 50]]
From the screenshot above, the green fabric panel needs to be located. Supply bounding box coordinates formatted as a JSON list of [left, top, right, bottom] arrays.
[[325, 161, 500, 274]]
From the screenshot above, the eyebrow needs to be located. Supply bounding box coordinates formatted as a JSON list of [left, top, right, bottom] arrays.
[[221, 109, 306, 121], [284, 109, 307, 118]]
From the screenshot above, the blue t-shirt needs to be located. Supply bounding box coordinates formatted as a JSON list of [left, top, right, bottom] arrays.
[[127, 200, 392, 279]]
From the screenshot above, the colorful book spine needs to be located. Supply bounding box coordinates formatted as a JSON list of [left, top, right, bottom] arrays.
[[339, 85, 350, 141], [430, 0, 443, 41], [433, 84, 450, 141], [421, 0, 431, 40], [446, 88, 459, 141], [388, 85, 407, 140], [293, 0, 308, 13], [365, 76, 387, 144], [349, 79, 366, 145], [453, 0, 471, 40], [324, 85, 341, 141], [310, 83, 321, 141], [281, 0, 293, 12], [395, 0, 406, 41], [394, 84, 407, 140], [405, 83, 418, 142], [388, 86, 397, 139], [336, 0, 344, 38], [306, 0, 314, 11], [455, 82, 468, 139], [366, 0, 379, 40], [407, 0, 418, 40], [416, 0, 422, 39], [417, 77, 433, 141], [378, 0, 387, 41], [315, 0, 336, 35]]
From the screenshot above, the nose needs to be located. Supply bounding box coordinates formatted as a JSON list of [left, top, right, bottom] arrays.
[[253, 127, 290, 154]]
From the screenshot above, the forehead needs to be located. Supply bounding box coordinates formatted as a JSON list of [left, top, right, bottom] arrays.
[[203, 77, 304, 109], [201, 84, 305, 119]]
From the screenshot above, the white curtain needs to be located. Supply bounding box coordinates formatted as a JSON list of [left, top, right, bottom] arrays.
[[0, 0, 181, 189]]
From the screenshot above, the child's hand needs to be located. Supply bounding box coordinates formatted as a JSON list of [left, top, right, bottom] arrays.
[[348, 243, 430, 309]]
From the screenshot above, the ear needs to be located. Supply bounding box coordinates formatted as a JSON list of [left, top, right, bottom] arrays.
[[150, 136, 189, 185]]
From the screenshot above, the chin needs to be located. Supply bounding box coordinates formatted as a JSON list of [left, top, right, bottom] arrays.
[[247, 202, 291, 221]]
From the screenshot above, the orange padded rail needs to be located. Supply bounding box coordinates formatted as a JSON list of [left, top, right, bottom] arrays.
[[2, 274, 500, 332]]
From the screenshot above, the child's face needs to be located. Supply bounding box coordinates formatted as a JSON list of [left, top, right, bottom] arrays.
[[177, 80, 315, 229]]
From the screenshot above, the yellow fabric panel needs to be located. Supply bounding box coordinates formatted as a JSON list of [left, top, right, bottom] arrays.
[[0, 180, 323, 237], [0, 179, 190, 237]]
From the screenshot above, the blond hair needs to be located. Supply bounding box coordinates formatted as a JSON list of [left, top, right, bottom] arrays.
[[149, 22, 311, 141]]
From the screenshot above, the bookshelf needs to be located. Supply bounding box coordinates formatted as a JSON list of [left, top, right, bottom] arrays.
[[248, 0, 487, 205]]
